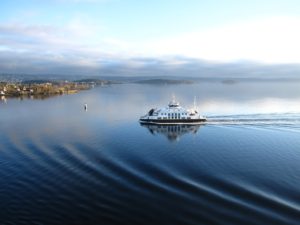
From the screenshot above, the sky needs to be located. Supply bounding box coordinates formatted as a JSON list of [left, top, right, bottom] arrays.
[[1, 0, 300, 76]]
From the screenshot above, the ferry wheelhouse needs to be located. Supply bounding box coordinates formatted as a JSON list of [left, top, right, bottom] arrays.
[[139, 98, 206, 124]]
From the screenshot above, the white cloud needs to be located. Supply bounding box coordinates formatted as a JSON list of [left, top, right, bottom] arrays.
[[0, 21, 123, 56], [2, 16, 300, 74], [3, 16, 300, 64], [141, 16, 300, 64]]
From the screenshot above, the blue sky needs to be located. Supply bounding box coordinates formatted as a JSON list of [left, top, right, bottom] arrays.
[[1, 0, 300, 75]]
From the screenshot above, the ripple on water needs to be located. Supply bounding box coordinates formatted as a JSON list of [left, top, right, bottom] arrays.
[[1, 112, 300, 224]]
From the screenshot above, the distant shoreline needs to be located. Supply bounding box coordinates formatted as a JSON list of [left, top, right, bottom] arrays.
[[1, 76, 300, 98], [0, 79, 115, 98]]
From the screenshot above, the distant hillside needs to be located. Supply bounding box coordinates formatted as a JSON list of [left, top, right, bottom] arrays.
[[73, 79, 121, 85], [22, 79, 60, 84], [134, 79, 194, 85], [3, 60, 300, 80]]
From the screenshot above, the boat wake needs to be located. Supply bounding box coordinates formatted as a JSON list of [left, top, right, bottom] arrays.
[[206, 113, 300, 127]]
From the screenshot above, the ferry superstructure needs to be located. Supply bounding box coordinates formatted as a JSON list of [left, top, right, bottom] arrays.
[[139, 98, 206, 124]]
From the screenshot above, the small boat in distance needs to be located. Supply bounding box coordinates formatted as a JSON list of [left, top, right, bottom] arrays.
[[140, 97, 206, 124]]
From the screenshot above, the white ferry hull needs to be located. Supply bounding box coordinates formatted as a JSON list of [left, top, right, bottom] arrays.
[[139, 118, 206, 125]]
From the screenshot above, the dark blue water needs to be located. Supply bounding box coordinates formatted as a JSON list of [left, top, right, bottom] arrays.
[[1, 82, 300, 225]]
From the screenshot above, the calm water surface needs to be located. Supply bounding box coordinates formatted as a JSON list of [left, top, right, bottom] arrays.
[[1, 82, 300, 225]]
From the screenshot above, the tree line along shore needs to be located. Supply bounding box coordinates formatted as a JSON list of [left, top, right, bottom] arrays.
[[0, 81, 101, 97]]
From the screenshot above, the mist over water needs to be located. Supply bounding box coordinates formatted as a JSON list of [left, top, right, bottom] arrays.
[[1, 81, 300, 225]]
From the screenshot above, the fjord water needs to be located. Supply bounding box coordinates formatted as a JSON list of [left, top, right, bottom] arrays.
[[1, 82, 300, 225]]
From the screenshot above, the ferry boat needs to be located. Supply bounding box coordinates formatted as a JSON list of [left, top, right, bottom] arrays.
[[139, 98, 206, 124]]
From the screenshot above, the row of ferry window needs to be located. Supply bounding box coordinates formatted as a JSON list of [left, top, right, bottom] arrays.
[[160, 113, 188, 116]]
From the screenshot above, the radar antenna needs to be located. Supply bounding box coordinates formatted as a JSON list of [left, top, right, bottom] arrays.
[[172, 93, 176, 103]]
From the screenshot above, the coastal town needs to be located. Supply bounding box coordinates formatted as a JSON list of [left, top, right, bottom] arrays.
[[0, 79, 112, 98]]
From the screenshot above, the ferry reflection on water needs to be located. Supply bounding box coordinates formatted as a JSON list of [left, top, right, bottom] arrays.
[[140, 124, 202, 142]]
